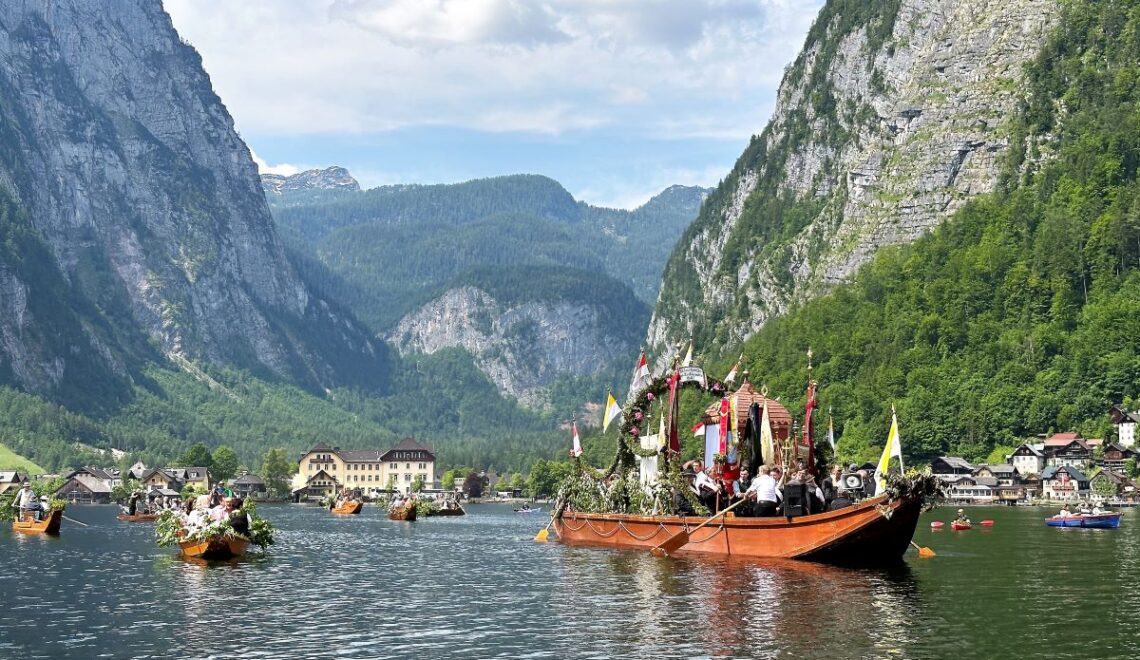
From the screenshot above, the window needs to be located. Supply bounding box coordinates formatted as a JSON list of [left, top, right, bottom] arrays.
[[404, 473, 411, 482], [418, 463, 425, 470], [390, 463, 397, 469], [405, 463, 410, 469]]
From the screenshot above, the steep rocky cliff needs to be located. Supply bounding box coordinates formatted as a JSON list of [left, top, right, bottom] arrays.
[[0, 0, 386, 405], [650, 0, 1060, 354], [262, 167, 360, 195]]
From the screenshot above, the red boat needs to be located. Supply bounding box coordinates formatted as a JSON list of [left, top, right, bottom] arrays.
[[554, 491, 924, 565], [950, 521, 971, 531]]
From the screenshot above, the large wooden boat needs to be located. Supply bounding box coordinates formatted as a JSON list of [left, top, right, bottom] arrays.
[[388, 504, 417, 521], [332, 500, 364, 515], [554, 492, 924, 565], [178, 535, 250, 560], [426, 504, 465, 517], [12, 508, 63, 535], [117, 513, 159, 523]]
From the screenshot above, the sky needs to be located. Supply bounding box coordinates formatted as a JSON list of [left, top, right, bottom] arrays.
[[164, 0, 822, 209]]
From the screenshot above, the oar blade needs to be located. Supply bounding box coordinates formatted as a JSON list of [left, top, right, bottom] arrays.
[[918, 546, 936, 558], [534, 528, 549, 542], [651, 530, 690, 557]]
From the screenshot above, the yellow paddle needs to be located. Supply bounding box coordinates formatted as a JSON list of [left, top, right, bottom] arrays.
[[650, 497, 748, 557], [535, 516, 555, 542], [910, 540, 935, 557]]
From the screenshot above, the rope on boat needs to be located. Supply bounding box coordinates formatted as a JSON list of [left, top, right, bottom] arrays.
[[560, 515, 587, 532], [584, 517, 622, 538], [617, 520, 669, 541], [684, 523, 726, 545]]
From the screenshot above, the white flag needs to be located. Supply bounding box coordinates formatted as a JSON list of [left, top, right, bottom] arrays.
[[874, 411, 903, 493]]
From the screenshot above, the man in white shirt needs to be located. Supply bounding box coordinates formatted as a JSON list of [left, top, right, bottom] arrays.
[[692, 467, 719, 511], [744, 465, 781, 517], [11, 483, 39, 521]]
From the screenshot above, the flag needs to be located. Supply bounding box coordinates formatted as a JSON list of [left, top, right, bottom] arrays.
[[827, 411, 836, 451], [630, 352, 651, 394], [681, 340, 693, 367], [760, 399, 775, 467], [658, 414, 666, 449], [724, 353, 743, 383], [570, 421, 583, 457], [602, 392, 622, 432], [690, 421, 705, 436], [803, 380, 817, 477], [666, 370, 681, 454], [874, 409, 904, 493], [718, 397, 730, 455]]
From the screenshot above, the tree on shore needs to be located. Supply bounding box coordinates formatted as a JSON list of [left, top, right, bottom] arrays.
[[211, 446, 239, 482], [262, 448, 293, 497]]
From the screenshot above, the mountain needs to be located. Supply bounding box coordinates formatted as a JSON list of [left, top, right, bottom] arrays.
[[266, 174, 706, 403], [0, 0, 389, 410], [262, 167, 360, 195], [663, 0, 1140, 467], [650, 0, 1060, 354]]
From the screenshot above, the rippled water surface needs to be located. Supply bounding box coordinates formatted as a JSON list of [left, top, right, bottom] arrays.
[[2, 503, 1139, 659]]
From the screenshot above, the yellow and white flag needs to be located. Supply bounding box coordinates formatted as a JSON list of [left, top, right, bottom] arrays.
[[760, 399, 774, 465], [681, 340, 693, 367], [602, 392, 622, 432], [875, 409, 904, 493]]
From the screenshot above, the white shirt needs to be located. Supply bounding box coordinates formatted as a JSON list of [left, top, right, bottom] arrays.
[[746, 474, 780, 503], [693, 471, 717, 494], [14, 488, 36, 509]]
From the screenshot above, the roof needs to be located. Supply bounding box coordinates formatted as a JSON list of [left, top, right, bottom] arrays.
[[1110, 405, 1140, 425], [0, 471, 22, 483], [976, 464, 1018, 475], [1092, 470, 1137, 487], [337, 450, 386, 462], [148, 488, 180, 497], [933, 456, 974, 471], [170, 467, 210, 480], [140, 468, 181, 483], [65, 475, 112, 494], [1045, 432, 1083, 446], [1042, 465, 1088, 481], [380, 438, 435, 461], [76, 466, 113, 480], [1012, 443, 1044, 457], [701, 379, 793, 430], [973, 476, 999, 487], [233, 474, 265, 485]]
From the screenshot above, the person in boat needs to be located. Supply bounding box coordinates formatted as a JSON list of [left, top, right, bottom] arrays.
[[227, 497, 251, 537], [827, 488, 854, 511], [127, 490, 142, 516], [822, 465, 842, 505], [692, 466, 719, 511], [1091, 504, 1104, 515], [954, 508, 970, 525], [743, 465, 781, 517], [1057, 506, 1073, 518], [805, 475, 825, 514], [674, 469, 698, 516], [11, 483, 40, 521], [1078, 503, 1093, 516]]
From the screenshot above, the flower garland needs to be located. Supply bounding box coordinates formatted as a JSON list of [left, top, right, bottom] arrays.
[[154, 503, 276, 550]]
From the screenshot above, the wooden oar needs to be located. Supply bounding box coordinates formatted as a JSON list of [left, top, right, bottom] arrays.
[[650, 497, 748, 558], [534, 516, 555, 542], [910, 540, 935, 558], [62, 514, 89, 527]]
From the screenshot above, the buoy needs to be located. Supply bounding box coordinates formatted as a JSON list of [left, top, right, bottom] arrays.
[[980, 520, 994, 526], [931, 521, 944, 529]]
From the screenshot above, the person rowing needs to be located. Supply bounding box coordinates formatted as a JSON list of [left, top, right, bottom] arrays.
[[954, 508, 970, 525]]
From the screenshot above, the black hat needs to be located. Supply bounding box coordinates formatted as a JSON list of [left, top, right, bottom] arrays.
[[681, 468, 697, 477]]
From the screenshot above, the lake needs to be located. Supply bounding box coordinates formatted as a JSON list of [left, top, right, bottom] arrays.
[[1, 503, 1137, 659]]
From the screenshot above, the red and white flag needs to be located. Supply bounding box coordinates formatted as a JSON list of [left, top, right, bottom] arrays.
[[690, 421, 705, 436], [570, 421, 583, 457], [630, 352, 651, 394]]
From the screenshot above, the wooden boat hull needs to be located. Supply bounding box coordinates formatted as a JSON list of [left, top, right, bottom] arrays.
[[1046, 513, 1122, 529], [388, 505, 417, 521], [332, 501, 364, 515], [178, 536, 250, 560], [426, 506, 465, 517], [554, 493, 923, 565], [12, 509, 62, 535], [117, 513, 159, 522]]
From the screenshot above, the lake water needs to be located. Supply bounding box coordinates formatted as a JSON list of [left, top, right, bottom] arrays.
[[1, 503, 1138, 659]]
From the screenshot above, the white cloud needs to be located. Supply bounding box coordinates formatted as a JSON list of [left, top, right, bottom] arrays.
[[163, 0, 821, 140], [250, 150, 302, 176]]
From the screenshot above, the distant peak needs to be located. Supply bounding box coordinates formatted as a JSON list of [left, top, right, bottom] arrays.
[[262, 166, 360, 194]]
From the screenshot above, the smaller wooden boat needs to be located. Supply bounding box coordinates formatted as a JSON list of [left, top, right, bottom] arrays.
[[331, 501, 364, 515], [950, 521, 971, 531], [1045, 513, 1122, 529], [117, 513, 159, 522], [426, 504, 465, 517], [388, 504, 417, 521], [12, 509, 62, 535], [178, 536, 250, 560]]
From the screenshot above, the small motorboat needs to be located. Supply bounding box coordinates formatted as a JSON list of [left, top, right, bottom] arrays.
[[12, 509, 63, 535], [331, 501, 364, 515], [1045, 513, 1122, 529], [178, 535, 250, 560], [950, 521, 971, 531], [388, 504, 417, 521], [515, 506, 541, 514]]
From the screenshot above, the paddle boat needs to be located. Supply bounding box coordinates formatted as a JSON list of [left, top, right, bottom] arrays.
[[950, 520, 972, 531], [1045, 512, 1122, 529], [930, 521, 945, 529], [425, 503, 465, 517]]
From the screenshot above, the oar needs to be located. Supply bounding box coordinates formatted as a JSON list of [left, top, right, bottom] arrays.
[[910, 540, 935, 558], [651, 497, 748, 558], [62, 514, 89, 527], [534, 515, 556, 542]]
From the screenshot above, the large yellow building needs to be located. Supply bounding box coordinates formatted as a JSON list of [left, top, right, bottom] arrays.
[[294, 438, 435, 497]]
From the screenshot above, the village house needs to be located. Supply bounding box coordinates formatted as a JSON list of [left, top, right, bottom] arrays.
[[0, 471, 25, 495], [1043, 433, 1094, 469], [140, 468, 184, 492], [294, 438, 436, 499], [1089, 470, 1139, 501], [169, 467, 211, 491], [1009, 443, 1046, 476], [931, 457, 974, 480], [946, 475, 997, 503], [1041, 465, 1090, 501], [54, 473, 113, 504], [1101, 442, 1138, 473], [1110, 405, 1140, 448], [232, 473, 267, 499]]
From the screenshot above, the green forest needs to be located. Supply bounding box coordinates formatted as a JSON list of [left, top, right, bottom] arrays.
[[690, 0, 1140, 467]]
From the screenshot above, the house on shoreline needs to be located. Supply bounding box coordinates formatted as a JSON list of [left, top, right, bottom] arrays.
[[292, 438, 436, 500]]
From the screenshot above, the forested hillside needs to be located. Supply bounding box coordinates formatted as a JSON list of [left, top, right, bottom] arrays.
[[705, 0, 1140, 466]]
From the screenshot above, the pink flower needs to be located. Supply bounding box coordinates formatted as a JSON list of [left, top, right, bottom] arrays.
[[634, 411, 643, 421], [631, 427, 640, 436], [646, 392, 655, 401]]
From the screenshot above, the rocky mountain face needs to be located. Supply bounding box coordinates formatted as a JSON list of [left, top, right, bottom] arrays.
[[650, 0, 1061, 355], [261, 167, 360, 195], [388, 285, 645, 407], [0, 0, 387, 405]]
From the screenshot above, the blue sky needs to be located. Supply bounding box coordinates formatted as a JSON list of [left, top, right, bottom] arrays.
[[165, 1, 822, 209]]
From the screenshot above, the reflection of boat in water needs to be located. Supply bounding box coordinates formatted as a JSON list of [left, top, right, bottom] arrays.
[[12, 509, 63, 535], [178, 536, 249, 560], [388, 504, 417, 521], [118, 511, 159, 522], [1045, 513, 1122, 529], [555, 493, 924, 565], [426, 504, 465, 517], [515, 506, 541, 514], [332, 501, 363, 515]]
